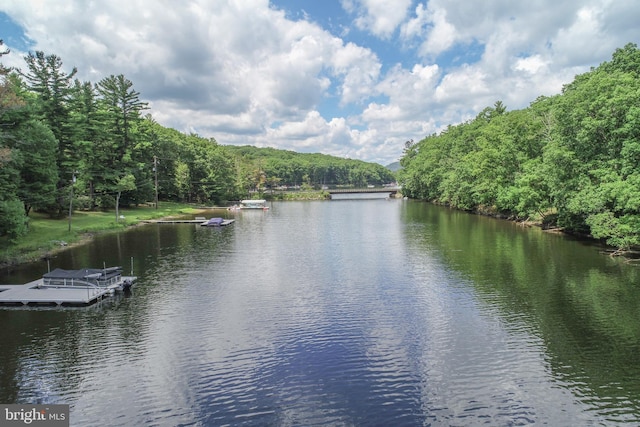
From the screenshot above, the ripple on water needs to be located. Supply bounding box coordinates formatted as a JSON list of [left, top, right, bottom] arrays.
[[4, 201, 640, 425]]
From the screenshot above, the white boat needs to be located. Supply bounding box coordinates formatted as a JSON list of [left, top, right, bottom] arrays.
[[231, 199, 269, 210]]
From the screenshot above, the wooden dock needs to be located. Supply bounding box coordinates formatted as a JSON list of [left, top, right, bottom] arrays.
[[143, 217, 235, 226], [0, 277, 137, 307], [143, 219, 208, 224]]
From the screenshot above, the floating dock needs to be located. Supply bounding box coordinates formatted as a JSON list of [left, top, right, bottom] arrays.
[[0, 276, 137, 307], [144, 217, 235, 226], [143, 219, 207, 223]]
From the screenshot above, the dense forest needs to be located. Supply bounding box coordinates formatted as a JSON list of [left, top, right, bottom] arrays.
[[0, 43, 395, 241], [398, 43, 640, 252], [225, 145, 396, 189]]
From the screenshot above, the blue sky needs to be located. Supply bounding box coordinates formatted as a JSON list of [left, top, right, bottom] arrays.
[[1, 13, 32, 51], [1, 0, 639, 165]]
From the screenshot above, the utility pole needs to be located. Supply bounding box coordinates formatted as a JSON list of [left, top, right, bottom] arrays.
[[154, 156, 159, 209], [68, 171, 76, 232]]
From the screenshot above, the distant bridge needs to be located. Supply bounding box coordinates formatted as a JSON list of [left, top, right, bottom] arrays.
[[327, 186, 401, 198]]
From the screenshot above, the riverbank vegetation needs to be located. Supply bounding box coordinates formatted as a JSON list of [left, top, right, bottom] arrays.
[[0, 42, 395, 248], [269, 189, 330, 201], [398, 44, 640, 254], [0, 202, 203, 267]]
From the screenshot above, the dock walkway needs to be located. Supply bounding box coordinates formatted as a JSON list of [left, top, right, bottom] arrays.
[[0, 277, 137, 306], [143, 218, 235, 226], [143, 219, 207, 224]]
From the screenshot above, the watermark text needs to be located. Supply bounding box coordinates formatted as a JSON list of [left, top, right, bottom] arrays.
[[0, 405, 68, 427]]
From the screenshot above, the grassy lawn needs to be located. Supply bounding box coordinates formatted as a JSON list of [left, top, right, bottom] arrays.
[[0, 202, 205, 266]]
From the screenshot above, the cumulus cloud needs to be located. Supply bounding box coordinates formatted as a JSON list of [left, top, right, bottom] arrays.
[[342, 0, 412, 39], [330, 41, 381, 105], [1, 0, 638, 165], [401, 3, 458, 57], [261, 112, 357, 159]]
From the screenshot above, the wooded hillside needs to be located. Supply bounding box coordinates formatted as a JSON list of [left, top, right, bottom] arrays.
[[398, 43, 640, 252], [225, 145, 396, 190]]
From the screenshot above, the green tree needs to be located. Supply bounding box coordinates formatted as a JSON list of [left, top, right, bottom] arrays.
[[95, 74, 148, 206], [68, 79, 103, 208], [174, 161, 190, 201], [551, 46, 640, 243], [225, 145, 396, 192], [0, 199, 27, 241], [13, 119, 58, 215], [96, 74, 148, 161], [115, 173, 136, 223], [398, 44, 640, 252], [19, 51, 77, 212], [0, 40, 28, 239]]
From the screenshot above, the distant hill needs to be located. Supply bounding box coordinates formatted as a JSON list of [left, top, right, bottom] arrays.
[[386, 161, 401, 172], [224, 144, 397, 186]]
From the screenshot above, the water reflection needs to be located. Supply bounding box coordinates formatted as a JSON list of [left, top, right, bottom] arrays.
[[402, 201, 640, 423], [0, 201, 639, 425]]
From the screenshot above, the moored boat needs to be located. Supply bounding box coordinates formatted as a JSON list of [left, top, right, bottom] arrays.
[[200, 217, 235, 226], [41, 266, 136, 292], [0, 266, 137, 306], [237, 199, 269, 210]]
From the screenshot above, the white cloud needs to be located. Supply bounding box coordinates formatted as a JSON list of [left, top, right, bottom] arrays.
[[342, 0, 412, 39], [513, 55, 548, 75], [1, 0, 639, 166], [262, 112, 358, 159], [434, 65, 490, 104], [400, 3, 458, 57], [551, 4, 615, 67], [330, 41, 381, 105], [373, 63, 441, 117]]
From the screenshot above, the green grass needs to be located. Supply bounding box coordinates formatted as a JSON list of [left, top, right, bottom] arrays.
[[0, 202, 204, 266]]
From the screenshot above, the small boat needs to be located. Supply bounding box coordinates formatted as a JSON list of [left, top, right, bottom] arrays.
[[238, 199, 269, 210], [41, 266, 136, 292], [200, 217, 235, 227]]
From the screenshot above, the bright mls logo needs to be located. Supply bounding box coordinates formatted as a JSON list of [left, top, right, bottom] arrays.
[[0, 405, 69, 427]]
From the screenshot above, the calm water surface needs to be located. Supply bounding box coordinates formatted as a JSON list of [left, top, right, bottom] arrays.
[[1, 200, 640, 426]]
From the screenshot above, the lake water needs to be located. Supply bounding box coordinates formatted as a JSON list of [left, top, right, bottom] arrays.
[[1, 199, 640, 426]]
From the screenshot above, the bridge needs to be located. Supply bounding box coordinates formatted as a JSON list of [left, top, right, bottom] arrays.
[[327, 186, 401, 198]]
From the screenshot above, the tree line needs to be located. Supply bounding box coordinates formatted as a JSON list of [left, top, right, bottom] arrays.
[[0, 43, 396, 241], [398, 43, 640, 252], [225, 145, 396, 191]]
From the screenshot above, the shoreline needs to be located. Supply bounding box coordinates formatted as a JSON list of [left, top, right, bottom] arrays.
[[471, 205, 640, 260], [0, 207, 219, 271], [3, 202, 635, 273]]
